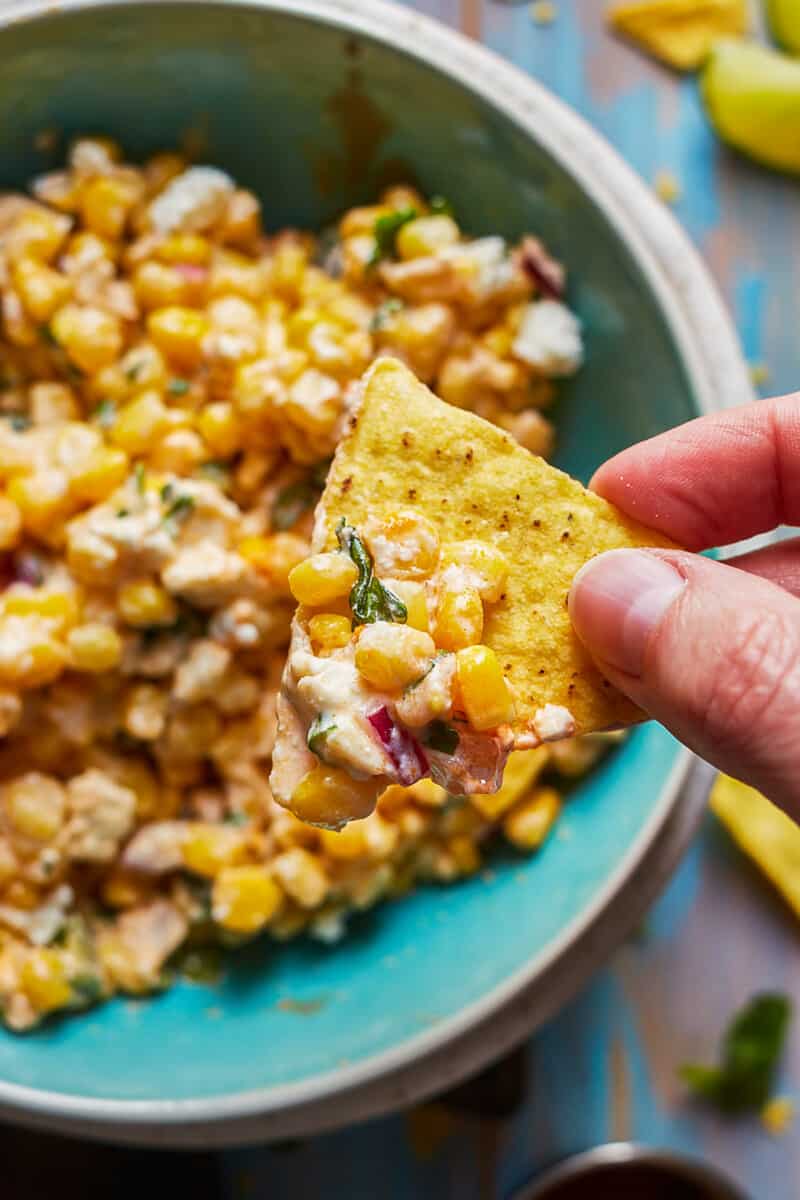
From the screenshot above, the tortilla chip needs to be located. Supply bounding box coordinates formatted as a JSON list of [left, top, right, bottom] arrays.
[[316, 357, 675, 741], [710, 774, 800, 919], [609, 0, 748, 72]]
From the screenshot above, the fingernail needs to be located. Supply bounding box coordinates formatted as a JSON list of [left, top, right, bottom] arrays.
[[569, 549, 685, 676]]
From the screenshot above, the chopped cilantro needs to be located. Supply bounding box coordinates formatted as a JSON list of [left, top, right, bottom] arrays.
[[369, 298, 404, 333], [368, 206, 418, 267], [163, 493, 195, 529], [134, 462, 146, 494], [429, 195, 454, 218], [168, 377, 190, 396], [224, 811, 250, 827], [336, 519, 407, 626], [160, 482, 174, 502], [93, 399, 116, 429], [307, 712, 337, 757], [116, 507, 130, 518], [70, 975, 104, 1004], [681, 993, 792, 1115], [424, 721, 459, 755]]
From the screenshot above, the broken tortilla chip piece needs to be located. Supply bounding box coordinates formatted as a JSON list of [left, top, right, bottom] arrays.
[[271, 357, 675, 826], [710, 774, 800, 919], [608, 0, 748, 72]]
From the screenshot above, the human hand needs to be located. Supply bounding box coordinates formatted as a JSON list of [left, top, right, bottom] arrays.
[[568, 394, 800, 820]]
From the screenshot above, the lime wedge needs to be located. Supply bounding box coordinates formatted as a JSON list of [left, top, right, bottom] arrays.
[[767, 0, 800, 54], [702, 38, 800, 174]]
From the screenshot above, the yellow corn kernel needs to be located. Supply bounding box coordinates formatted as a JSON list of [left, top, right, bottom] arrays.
[[133, 260, 190, 310], [284, 368, 341, 439], [118, 580, 178, 628], [144, 151, 186, 192], [13, 257, 72, 323], [67, 622, 122, 672], [158, 233, 212, 265], [367, 510, 440, 580], [123, 682, 168, 742], [355, 622, 436, 691], [288, 552, 358, 606], [101, 867, 154, 910], [79, 175, 139, 239], [197, 401, 242, 456], [0, 836, 18, 887], [69, 445, 129, 503], [109, 391, 169, 455], [182, 824, 250, 878], [4, 587, 80, 632], [50, 304, 123, 373], [239, 533, 309, 591], [447, 833, 481, 875], [208, 250, 266, 302], [434, 585, 483, 651], [270, 240, 308, 300], [0, 496, 21, 550], [456, 645, 513, 731], [106, 756, 164, 820], [441, 541, 508, 603], [5, 772, 66, 841], [147, 306, 209, 369], [8, 470, 71, 529], [271, 847, 329, 909], [396, 215, 460, 260], [290, 765, 379, 827], [7, 207, 71, 262], [20, 948, 72, 1013], [219, 189, 262, 247], [319, 820, 368, 860], [503, 786, 561, 850], [150, 429, 206, 474], [388, 580, 430, 632], [212, 865, 284, 934], [308, 613, 352, 655], [233, 358, 284, 420], [0, 615, 67, 688]]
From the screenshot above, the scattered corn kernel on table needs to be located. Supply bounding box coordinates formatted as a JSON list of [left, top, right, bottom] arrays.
[[2, 2, 798, 1197]]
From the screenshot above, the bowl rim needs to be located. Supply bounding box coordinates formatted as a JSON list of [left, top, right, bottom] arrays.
[[0, 0, 752, 1145]]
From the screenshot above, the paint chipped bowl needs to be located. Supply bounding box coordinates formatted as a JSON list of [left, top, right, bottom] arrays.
[[0, 0, 749, 1146]]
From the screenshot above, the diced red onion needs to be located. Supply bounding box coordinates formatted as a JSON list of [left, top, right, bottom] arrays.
[[515, 236, 565, 301], [174, 263, 208, 284], [368, 706, 429, 786]]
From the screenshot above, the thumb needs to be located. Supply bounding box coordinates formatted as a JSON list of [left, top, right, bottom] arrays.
[[569, 548, 800, 821]]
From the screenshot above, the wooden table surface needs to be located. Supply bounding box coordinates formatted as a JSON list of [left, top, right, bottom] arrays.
[[224, 3, 800, 1197]]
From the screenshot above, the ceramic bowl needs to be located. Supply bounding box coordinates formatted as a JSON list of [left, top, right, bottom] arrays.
[[0, 0, 750, 1146]]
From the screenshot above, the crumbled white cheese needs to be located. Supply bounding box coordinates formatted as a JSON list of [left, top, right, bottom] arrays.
[[533, 703, 576, 742], [446, 236, 514, 296], [149, 166, 234, 234], [512, 299, 583, 376]]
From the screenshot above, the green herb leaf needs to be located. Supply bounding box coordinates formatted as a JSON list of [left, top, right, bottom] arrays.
[[429, 195, 455, 218], [336, 519, 407, 626], [224, 811, 250, 827], [163, 493, 195, 529], [680, 993, 792, 1114], [116, 507, 130, 518], [424, 720, 459, 755], [93, 399, 116, 429], [168, 377, 190, 396], [160, 482, 174, 502], [271, 461, 330, 531], [7, 414, 31, 432], [70, 974, 104, 1004], [369, 298, 404, 333], [134, 461, 146, 494], [307, 712, 337, 757], [199, 460, 230, 485], [369, 206, 418, 267]]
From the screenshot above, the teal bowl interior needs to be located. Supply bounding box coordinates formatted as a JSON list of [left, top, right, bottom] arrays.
[[0, 1, 695, 1110]]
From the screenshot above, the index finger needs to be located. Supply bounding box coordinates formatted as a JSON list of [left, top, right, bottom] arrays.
[[591, 393, 800, 550]]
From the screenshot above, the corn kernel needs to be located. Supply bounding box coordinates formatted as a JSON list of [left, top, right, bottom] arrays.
[[158, 233, 212, 265], [290, 765, 380, 827], [109, 391, 169, 455], [80, 175, 140, 239], [447, 833, 481, 875], [67, 622, 122, 672], [147, 306, 208, 369], [30, 381, 79, 425], [441, 540, 508, 602], [133, 260, 190, 310], [8, 470, 71, 531], [503, 786, 561, 850], [219, 189, 261, 247], [308, 612, 352, 655], [182, 823, 249, 878], [396, 215, 460, 260], [212, 865, 284, 933], [239, 533, 309, 591], [7, 207, 71, 262], [50, 304, 123, 373], [123, 682, 168, 742], [13, 257, 72, 322], [288, 552, 357, 606], [118, 580, 178, 628], [0, 836, 18, 887], [197, 401, 242, 456], [4, 587, 80, 632], [69, 445, 129, 503], [20, 948, 72, 1013], [319, 820, 368, 860], [366, 510, 440, 580], [271, 847, 328, 909], [355, 622, 436, 691], [456, 645, 513, 730], [434, 585, 483, 651], [270, 241, 308, 300], [5, 772, 66, 841], [0, 496, 21, 550], [0, 615, 67, 688], [388, 580, 429, 632]]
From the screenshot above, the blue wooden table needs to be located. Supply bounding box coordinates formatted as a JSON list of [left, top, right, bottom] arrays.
[[226, 3, 800, 1195]]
